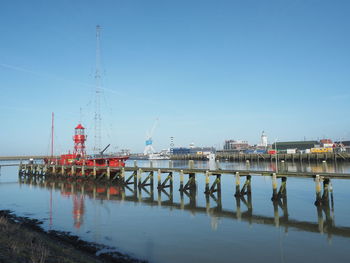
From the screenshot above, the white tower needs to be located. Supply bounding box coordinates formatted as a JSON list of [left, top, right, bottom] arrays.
[[261, 131, 268, 147]]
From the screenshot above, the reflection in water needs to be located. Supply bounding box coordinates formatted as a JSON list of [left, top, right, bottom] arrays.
[[19, 175, 348, 240]]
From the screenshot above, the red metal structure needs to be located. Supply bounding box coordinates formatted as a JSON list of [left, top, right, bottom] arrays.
[[47, 124, 128, 169], [73, 124, 86, 158]]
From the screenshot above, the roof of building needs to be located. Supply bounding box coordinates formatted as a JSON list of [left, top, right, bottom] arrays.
[[272, 141, 318, 150]]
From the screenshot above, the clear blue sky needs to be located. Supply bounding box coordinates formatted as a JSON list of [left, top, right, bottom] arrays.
[[0, 0, 349, 155]]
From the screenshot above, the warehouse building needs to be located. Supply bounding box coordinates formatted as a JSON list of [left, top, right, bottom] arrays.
[[271, 141, 318, 151]]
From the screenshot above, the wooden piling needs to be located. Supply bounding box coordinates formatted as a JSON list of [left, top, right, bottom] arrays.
[[234, 172, 240, 197], [93, 160, 96, 178], [107, 166, 111, 180], [82, 160, 85, 176], [205, 171, 210, 193], [315, 175, 322, 206], [157, 169, 161, 189], [179, 170, 184, 191], [271, 173, 278, 200], [121, 168, 125, 183]]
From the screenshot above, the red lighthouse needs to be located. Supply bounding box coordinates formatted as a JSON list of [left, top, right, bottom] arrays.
[[73, 124, 86, 157]]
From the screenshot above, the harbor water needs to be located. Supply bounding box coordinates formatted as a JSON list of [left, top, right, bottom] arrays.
[[1, 160, 350, 263]]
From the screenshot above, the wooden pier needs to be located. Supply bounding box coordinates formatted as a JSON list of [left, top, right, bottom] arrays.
[[19, 174, 350, 240], [18, 160, 350, 209], [171, 152, 350, 162]]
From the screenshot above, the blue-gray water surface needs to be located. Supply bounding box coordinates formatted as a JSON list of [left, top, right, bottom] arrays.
[[0, 160, 350, 263]]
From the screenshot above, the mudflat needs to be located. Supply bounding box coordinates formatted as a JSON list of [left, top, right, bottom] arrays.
[[0, 210, 145, 263]]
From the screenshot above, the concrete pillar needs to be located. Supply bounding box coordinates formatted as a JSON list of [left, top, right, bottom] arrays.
[[134, 160, 137, 168]]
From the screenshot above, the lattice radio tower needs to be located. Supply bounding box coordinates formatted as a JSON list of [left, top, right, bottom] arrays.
[[94, 25, 102, 153]]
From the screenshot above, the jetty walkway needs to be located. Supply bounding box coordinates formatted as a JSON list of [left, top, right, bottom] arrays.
[[18, 160, 350, 210], [171, 152, 350, 162], [19, 175, 349, 240]]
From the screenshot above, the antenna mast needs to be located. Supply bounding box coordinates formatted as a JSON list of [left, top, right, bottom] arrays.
[[51, 112, 54, 158], [94, 25, 102, 153]]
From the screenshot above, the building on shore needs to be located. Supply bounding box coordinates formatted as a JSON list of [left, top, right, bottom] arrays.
[[271, 141, 318, 152], [171, 145, 216, 155], [223, 140, 249, 151], [335, 140, 350, 153]]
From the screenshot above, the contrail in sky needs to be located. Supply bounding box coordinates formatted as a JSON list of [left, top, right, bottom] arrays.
[[0, 62, 94, 88], [0, 62, 127, 96]]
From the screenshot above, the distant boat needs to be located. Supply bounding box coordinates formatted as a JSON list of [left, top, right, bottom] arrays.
[[148, 153, 170, 160]]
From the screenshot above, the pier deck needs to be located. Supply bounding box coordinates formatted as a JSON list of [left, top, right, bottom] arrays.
[[18, 161, 350, 209]]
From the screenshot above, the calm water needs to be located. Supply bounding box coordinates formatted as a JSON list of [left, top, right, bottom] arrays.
[[1, 160, 350, 263]]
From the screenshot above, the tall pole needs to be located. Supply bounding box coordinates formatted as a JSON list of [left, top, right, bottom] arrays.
[[275, 139, 278, 173], [94, 25, 102, 154], [51, 112, 54, 158]]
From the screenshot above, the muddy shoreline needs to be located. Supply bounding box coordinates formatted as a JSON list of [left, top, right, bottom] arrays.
[[0, 210, 146, 263]]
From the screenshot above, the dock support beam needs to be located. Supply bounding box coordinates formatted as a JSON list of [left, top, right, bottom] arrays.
[[157, 171, 173, 190], [181, 173, 196, 192], [204, 172, 221, 195]]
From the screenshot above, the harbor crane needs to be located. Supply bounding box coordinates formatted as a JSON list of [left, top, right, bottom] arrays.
[[144, 118, 158, 155]]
